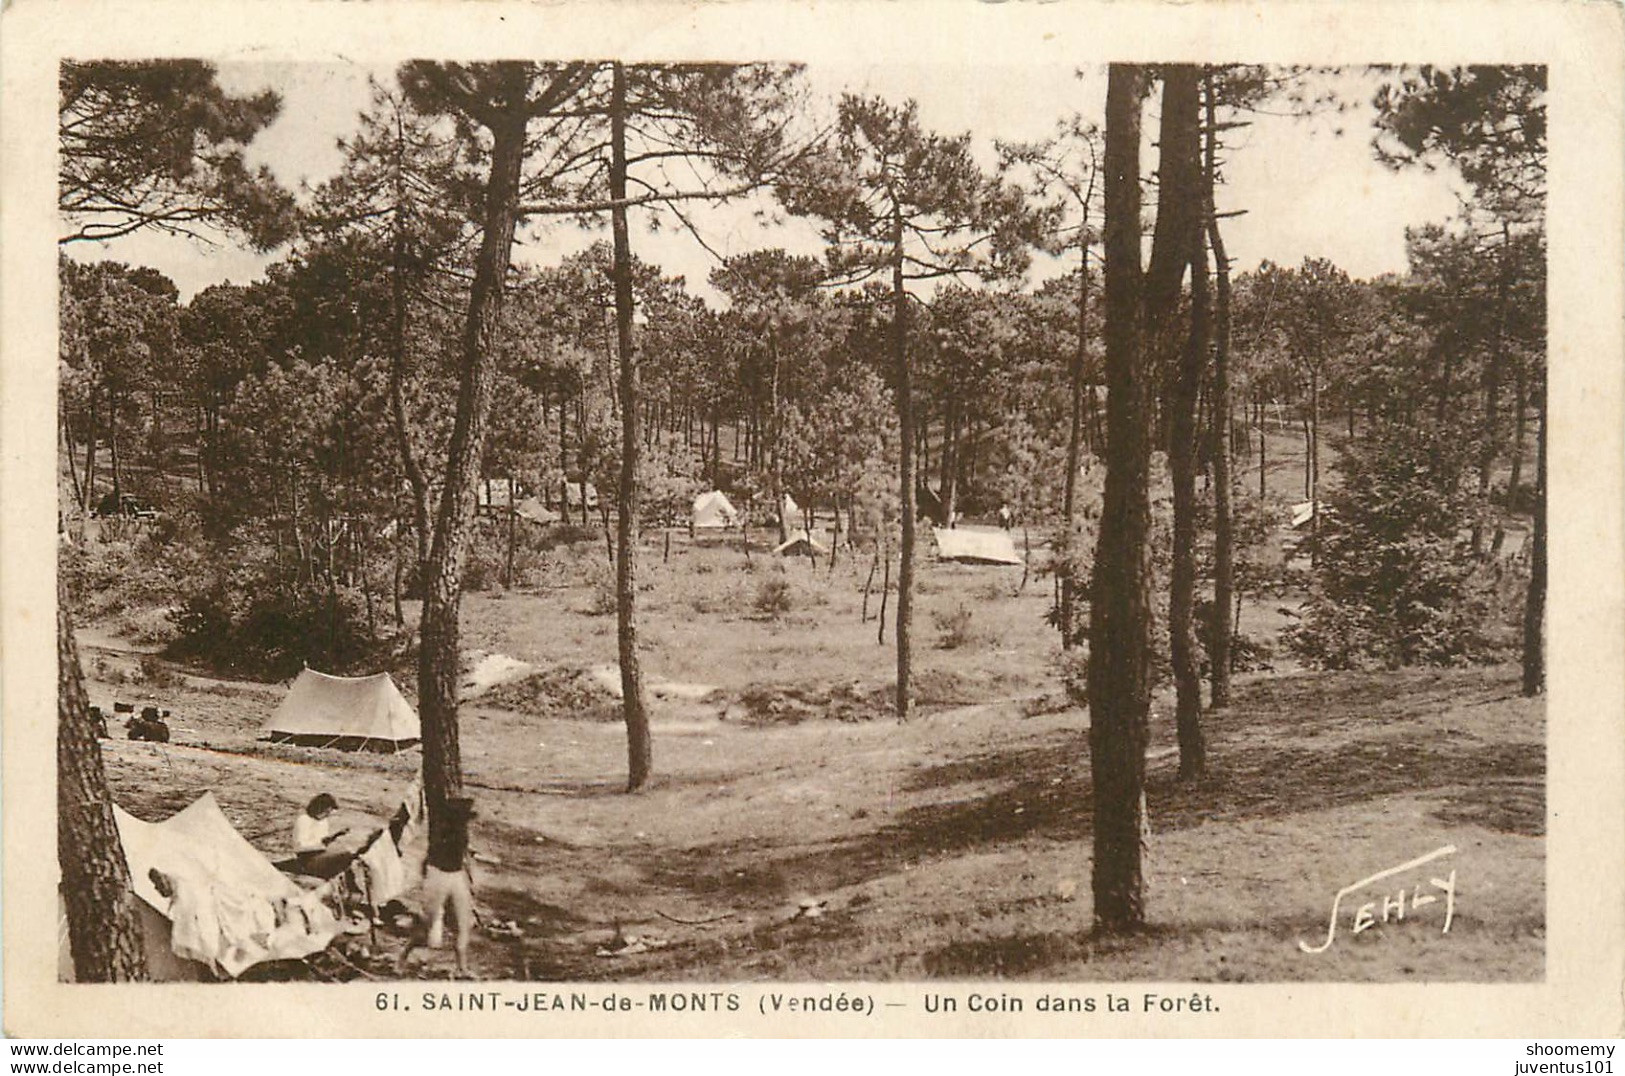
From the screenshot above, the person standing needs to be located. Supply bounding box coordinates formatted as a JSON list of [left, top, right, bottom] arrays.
[[399, 796, 477, 977]]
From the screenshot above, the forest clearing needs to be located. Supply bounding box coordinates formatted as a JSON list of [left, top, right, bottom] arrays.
[[50, 57, 1548, 989], [81, 466, 1544, 982]]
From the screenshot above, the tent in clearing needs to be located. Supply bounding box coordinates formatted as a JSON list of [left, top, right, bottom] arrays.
[[59, 793, 342, 981], [263, 669, 420, 752], [1289, 500, 1328, 529], [773, 529, 829, 557], [933, 526, 1023, 566], [513, 496, 561, 525], [692, 490, 741, 529], [564, 481, 599, 510]]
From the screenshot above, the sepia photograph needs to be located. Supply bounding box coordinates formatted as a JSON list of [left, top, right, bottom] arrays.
[[5, 0, 1622, 1042]]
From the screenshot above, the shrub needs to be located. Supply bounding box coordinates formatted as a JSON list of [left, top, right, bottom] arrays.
[[1055, 646, 1090, 706], [584, 577, 618, 617], [753, 576, 793, 618], [137, 655, 182, 690], [168, 584, 385, 681], [933, 603, 979, 649], [1289, 420, 1522, 668]]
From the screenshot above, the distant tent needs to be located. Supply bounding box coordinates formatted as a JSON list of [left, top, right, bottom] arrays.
[[692, 490, 741, 529], [1289, 500, 1327, 529], [916, 485, 945, 526], [564, 481, 599, 510], [773, 530, 829, 557], [513, 497, 560, 525], [59, 794, 342, 981], [1495, 525, 1530, 560], [933, 525, 1023, 566], [476, 479, 523, 510], [262, 669, 420, 752], [779, 493, 801, 526]]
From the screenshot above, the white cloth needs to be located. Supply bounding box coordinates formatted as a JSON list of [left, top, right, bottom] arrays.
[[292, 812, 329, 854], [356, 832, 408, 904]]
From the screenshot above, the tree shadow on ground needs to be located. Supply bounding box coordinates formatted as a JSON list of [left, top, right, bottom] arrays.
[[485, 667, 1544, 979], [635, 668, 1544, 903]]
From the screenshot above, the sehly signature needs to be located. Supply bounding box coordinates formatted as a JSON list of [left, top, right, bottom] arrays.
[[1299, 844, 1458, 954]]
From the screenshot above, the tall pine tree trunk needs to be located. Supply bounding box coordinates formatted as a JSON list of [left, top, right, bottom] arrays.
[[1257, 389, 1267, 501], [1474, 221, 1512, 556], [610, 62, 653, 790], [1521, 397, 1546, 695], [892, 210, 916, 720], [1509, 358, 1528, 499], [1060, 239, 1091, 650], [1308, 367, 1320, 565], [417, 83, 528, 828], [1161, 70, 1208, 782], [1205, 73, 1235, 710], [1207, 205, 1235, 709], [58, 572, 147, 982], [84, 383, 99, 507], [1088, 63, 1156, 933], [1169, 206, 1209, 781]]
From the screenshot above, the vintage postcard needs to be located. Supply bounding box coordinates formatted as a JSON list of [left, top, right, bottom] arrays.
[[3, 0, 1622, 1040]]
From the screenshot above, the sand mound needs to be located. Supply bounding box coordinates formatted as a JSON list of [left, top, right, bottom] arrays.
[[483, 666, 622, 721], [462, 652, 536, 698], [726, 668, 1023, 726]]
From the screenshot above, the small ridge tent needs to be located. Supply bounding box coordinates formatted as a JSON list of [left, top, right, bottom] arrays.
[[692, 490, 741, 529], [1289, 500, 1328, 529], [564, 481, 599, 510], [59, 794, 342, 981], [916, 485, 945, 526], [933, 526, 1023, 566], [513, 497, 561, 525], [773, 530, 829, 557], [476, 479, 523, 510], [263, 669, 420, 752]]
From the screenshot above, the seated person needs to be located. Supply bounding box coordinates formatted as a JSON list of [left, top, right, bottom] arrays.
[[287, 793, 353, 880], [127, 706, 170, 743]]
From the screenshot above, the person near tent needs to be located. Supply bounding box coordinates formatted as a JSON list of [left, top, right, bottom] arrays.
[[289, 793, 353, 880], [398, 796, 477, 977], [128, 706, 170, 743], [997, 503, 1014, 531]]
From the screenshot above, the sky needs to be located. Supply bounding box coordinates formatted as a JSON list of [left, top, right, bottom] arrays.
[[69, 62, 1466, 305]]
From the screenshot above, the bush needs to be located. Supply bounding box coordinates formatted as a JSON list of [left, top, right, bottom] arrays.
[[1055, 646, 1090, 706], [138, 654, 182, 690], [933, 603, 979, 649], [584, 577, 618, 617], [753, 576, 793, 618], [168, 584, 386, 681], [1227, 632, 1276, 673], [1289, 420, 1522, 668]]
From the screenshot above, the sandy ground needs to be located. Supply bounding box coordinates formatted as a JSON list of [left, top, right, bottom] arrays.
[[90, 559, 1543, 984]]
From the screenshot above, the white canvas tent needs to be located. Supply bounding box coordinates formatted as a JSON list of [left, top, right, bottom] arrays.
[[564, 481, 599, 510], [1289, 500, 1328, 529], [476, 479, 523, 510], [692, 490, 741, 529], [263, 669, 420, 752], [59, 794, 342, 981], [933, 526, 1023, 566], [773, 529, 829, 557], [779, 493, 801, 526], [513, 497, 561, 525]]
